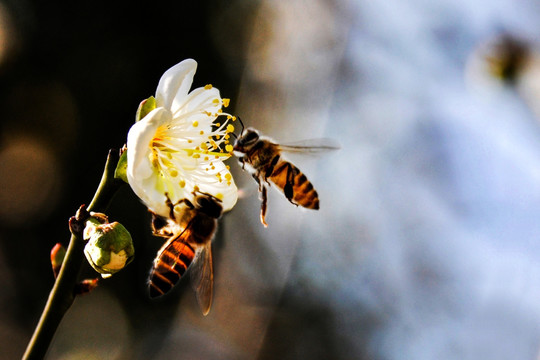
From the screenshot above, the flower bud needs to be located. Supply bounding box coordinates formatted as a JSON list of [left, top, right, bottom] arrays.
[[83, 212, 109, 240], [84, 221, 134, 278], [50, 243, 66, 278], [75, 278, 99, 295]]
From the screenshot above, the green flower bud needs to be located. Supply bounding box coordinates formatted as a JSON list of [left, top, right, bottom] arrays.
[[83, 212, 109, 240], [84, 221, 134, 278]]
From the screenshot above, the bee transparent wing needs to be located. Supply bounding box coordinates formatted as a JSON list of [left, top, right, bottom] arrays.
[[190, 242, 213, 316], [278, 138, 341, 155]]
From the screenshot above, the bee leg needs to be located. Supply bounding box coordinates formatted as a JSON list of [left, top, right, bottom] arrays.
[[251, 173, 268, 227], [251, 173, 264, 193], [151, 213, 173, 237], [238, 156, 246, 170], [260, 184, 268, 227], [164, 192, 194, 220], [163, 192, 176, 219]]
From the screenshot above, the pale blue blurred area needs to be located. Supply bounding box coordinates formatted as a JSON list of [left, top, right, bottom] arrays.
[[288, 0, 540, 358]]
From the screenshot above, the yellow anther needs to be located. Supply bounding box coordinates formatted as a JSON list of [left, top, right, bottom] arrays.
[[215, 123, 221, 127], [227, 115, 232, 120], [226, 165, 230, 170], [225, 173, 232, 181], [193, 153, 200, 159], [204, 156, 209, 161], [232, 116, 237, 121], [200, 130, 204, 135], [188, 139, 193, 143], [200, 142, 208, 150], [204, 84, 213, 90], [211, 165, 215, 170], [179, 179, 186, 188], [192, 121, 199, 127], [222, 98, 230, 107], [217, 109, 223, 114], [193, 185, 200, 192], [226, 124, 235, 133], [215, 193, 224, 200], [212, 99, 220, 104], [170, 170, 178, 177], [225, 144, 233, 152]]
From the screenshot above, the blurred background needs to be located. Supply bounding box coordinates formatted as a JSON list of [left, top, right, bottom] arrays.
[[2, 0, 540, 359]]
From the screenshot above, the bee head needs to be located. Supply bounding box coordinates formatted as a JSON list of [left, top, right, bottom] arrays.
[[233, 127, 260, 154], [194, 194, 223, 219]]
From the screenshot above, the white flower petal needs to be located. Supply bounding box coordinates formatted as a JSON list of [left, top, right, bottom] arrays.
[[136, 175, 170, 217], [175, 86, 222, 118], [127, 107, 172, 216], [156, 59, 197, 113], [194, 163, 238, 212], [127, 107, 171, 180]]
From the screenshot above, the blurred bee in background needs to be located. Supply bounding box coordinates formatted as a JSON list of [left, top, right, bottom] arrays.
[[466, 34, 540, 121], [482, 35, 531, 84], [233, 123, 339, 227], [148, 192, 222, 316]]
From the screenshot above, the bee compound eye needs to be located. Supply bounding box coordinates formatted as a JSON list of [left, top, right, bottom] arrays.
[[244, 130, 259, 144], [198, 198, 207, 207]]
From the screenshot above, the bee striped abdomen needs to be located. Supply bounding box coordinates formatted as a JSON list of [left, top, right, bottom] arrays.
[[269, 160, 320, 210], [149, 239, 196, 298]]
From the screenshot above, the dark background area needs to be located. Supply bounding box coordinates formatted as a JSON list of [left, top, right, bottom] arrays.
[[0, 1, 257, 358]]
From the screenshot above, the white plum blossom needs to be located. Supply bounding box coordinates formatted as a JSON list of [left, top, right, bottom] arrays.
[[126, 59, 237, 218]]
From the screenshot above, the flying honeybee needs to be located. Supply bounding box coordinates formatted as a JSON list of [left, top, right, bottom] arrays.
[[233, 126, 339, 226], [148, 192, 222, 316]]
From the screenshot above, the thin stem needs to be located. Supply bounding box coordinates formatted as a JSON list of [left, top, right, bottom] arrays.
[[22, 150, 124, 360]]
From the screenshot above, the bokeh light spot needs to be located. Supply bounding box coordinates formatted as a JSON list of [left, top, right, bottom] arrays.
[[0, 137, 61, 226]]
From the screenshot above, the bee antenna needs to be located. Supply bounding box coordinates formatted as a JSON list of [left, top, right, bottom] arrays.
[[236, 116, 245, 134], [191, 189, 222, 203]]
